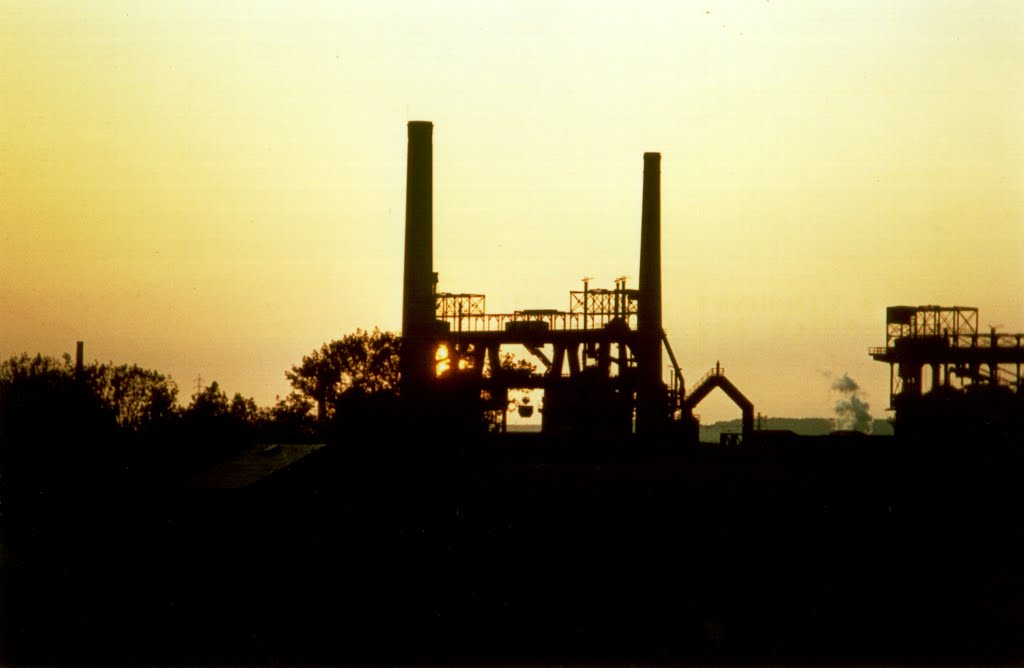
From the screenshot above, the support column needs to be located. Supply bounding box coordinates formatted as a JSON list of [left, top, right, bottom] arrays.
[[567, 343, 581, 377], [550, 344, 566, 378]]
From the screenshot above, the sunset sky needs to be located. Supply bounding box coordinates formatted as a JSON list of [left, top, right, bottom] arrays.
[[3, 1, 1022, 423]]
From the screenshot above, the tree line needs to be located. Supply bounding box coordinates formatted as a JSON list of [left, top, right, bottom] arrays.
[[0, 328, 401, 491]]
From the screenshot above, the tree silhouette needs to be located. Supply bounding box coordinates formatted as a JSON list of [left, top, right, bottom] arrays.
[[178, 380, 268, 454], [1, 353, 178, 438], [496, 350, 537, 378], [1, 353, 113, 447], [187, 380, 229, 420], [229, 392, 259, 423], [91, 363, 179, 432], [268, 391, 317, 440], [286, 328, 400, 423]]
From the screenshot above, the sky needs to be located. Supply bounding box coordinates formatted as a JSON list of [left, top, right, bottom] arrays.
[[2, 1, 1022, 423]]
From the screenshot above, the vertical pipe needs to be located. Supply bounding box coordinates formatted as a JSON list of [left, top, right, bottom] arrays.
[[401, 121, 435, 399], [583, 278, 589, 331], [637, 152, 665, 435]]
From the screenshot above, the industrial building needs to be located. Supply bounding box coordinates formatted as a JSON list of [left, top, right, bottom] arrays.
[[870, 305, 1024, 438]]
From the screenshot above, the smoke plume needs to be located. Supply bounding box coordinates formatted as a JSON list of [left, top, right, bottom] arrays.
[[831, 373, 859, 393], [831, 373, 872, 433]]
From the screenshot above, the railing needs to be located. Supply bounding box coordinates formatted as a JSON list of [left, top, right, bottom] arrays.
[[954, 334, 1024, 349], [872, 335, 1024, 356], [437, 309, 640, 333], [688, 363, 725, 396], [436, 281, 642, 333]]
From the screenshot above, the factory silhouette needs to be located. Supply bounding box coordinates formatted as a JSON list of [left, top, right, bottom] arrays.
[[399, 120, 1024, 446], [5, 122, 1024, 665], [401, 120, 752, 441]]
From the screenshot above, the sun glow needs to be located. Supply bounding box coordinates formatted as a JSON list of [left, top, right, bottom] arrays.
[[435, 345, 450, 377]]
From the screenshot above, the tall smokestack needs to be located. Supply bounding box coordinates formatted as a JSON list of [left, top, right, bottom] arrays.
[[637, 152, 665, 435], [400, 121, 435, 399]]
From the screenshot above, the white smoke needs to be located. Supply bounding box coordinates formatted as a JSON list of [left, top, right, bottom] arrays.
[[830, 373, 872, 433]]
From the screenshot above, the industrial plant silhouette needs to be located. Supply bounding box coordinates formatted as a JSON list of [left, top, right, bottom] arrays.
[[4, 122, 1024, 666], [401, 120, 756, 442], [399, 120, 1023, 446]]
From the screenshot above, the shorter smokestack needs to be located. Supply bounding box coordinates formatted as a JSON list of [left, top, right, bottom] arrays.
[[75, 341, 84, 377], [400, 121, 436, 399]]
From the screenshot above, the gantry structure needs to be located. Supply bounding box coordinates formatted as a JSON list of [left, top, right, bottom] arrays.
[[869, 305, 1024, 408], [431, 277, 688, 435]]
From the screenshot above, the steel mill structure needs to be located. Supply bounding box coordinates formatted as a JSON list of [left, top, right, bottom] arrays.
[[399, 121, 753, 439], [870, 305, 1024, 408]]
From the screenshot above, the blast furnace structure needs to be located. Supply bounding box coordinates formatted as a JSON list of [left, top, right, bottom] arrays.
[[400, 121, 753, 440]]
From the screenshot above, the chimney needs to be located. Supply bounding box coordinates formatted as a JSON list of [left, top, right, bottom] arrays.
[[400, 121, 436, 398], [636, 152, 665, 434]]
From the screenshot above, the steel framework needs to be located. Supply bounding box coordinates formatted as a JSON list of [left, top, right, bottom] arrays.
[[432, 276, 684, 433], [435, 279, 640, 335], [870, 305, 1024, 408]]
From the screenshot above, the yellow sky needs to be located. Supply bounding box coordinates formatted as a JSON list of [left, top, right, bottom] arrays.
[[2, 1, 1022, 422]]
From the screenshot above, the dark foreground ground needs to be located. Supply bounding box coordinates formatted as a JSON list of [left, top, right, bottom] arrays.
[[5, 433, 1024, 665]]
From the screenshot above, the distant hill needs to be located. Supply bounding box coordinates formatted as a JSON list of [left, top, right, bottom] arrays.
[[509, 419, 896, 440], [506, 424, 542, 433], [700, 417, 894, 443]]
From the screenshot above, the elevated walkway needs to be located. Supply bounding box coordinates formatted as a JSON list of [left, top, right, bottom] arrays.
[[681, 363, 754, 442]]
